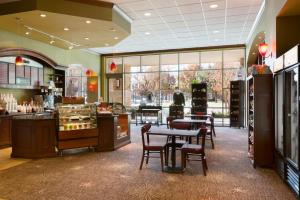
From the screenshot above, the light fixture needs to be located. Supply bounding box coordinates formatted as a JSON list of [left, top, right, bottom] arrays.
[[209, 4, 218, 8], [110, 62, 117, 72], [105, 43, 109, 46], [110, 28, 116, 32], [64, 27, 69, 31], [15, 17, 23, 66], [213, 30, 219, 34], [84, 37, 89, 40], [144, 12, 151, 17], [214, 39, 220, 42], [40, 14, 46, 18], [145, 32, 151, 35], [25, 32, 30, 35], [15, 56, 23, 66], [68, 46, 73, 50], [258, 42, 268, 57], [50, 39, 55, 44], [86, 20, 91, 24], [114, 37, 119, 40]]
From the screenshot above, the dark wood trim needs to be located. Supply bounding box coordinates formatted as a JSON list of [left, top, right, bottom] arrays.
[[0, 48, 67, 70], [101, 44, 246, 57], [66, 0, 114, 8]]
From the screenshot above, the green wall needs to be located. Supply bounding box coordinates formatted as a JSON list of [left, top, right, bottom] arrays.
[[0, 28, 100, 74]]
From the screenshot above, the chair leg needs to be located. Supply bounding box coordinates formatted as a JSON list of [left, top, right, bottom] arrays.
[[140, 150, 145, 170], [181, 152, 185, 169], [213, 126, 216, 137], [160, 150, 164, 172], [203, 157, 208, 170], [165, 146, 169, 166], [202, 161, 207, 176], [146, 150, 149, 164], [211, 136, 215, 149]]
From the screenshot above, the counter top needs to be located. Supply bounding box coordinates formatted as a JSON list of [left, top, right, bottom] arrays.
[[0, 112, 53, 119]]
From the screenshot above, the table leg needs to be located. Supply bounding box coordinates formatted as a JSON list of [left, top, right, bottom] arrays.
[[136, 112, 138, 126], [171, 135, 176, 168]]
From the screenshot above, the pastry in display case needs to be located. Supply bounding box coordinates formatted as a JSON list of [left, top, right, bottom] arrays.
[[57, 104, 97, 131], [56, 103, 98, 153]]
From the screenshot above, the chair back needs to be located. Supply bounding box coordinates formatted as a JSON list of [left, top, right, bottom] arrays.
[[199, 127, 207, 150], [170, 121, 192, 130], [141, 123, 151, 147]]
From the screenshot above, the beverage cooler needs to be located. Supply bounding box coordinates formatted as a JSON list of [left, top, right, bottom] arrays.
[[274, 45, 300, 196]]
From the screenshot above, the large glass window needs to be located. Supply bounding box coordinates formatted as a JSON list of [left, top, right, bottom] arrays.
[[105, 47, 245, 126]]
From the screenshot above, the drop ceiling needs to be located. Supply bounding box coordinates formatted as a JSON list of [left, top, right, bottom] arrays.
[[90, 0, 264, 54]]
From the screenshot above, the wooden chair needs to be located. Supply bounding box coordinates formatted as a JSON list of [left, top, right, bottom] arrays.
[[139, 123, 167, 171], [181, 128, 208, 175], [206, 116, 216, 137]]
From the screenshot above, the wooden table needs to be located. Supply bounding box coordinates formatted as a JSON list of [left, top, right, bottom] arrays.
[[136, 108, 161, 126], [173, 119, 207, 129], [147, 128, 200, 173]]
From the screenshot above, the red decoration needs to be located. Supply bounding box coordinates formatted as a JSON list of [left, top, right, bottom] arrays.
[[15, 56, 23, 66], [88, 80, 97, 92], [86, 69, 93, 77], [258, 43, 268, 57], [110, 62, 117, 72]]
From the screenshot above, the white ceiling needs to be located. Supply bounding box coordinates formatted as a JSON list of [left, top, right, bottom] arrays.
[[89, 0, 264, 54]]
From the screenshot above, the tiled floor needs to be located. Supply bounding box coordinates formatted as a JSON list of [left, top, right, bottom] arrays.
[[0, 148, 29, 171]]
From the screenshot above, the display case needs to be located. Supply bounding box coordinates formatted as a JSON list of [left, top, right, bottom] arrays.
[[230, 80, 245, 128], [56, 104, 98, 153]]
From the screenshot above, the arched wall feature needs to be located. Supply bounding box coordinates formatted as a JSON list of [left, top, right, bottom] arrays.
[[0, 48, 66, 70], [246, 31, 266, 67]]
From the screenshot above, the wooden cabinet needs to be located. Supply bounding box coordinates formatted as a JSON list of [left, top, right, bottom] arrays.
[[191, 83, 207, 114], [230, 80, 245, 128], [247, 74, 274, 168], [0, 116, 11, 148], [97, 114, 131, 151], [11, 117, 56, 158]]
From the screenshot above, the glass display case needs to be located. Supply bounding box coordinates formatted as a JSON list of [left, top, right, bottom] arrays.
[[57, 104, 97, 131]]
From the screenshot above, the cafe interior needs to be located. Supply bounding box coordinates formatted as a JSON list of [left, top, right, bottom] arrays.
[[0, 0, 300, 199]]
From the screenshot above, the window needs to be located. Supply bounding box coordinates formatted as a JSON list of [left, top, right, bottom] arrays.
[[105, 48, 245, 126]]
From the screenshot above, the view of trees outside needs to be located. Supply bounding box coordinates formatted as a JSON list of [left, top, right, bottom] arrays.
[[106, 48, 245, 126]]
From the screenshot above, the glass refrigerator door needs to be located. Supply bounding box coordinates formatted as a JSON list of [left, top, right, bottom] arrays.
[[275, 74, 284, 155], [285, 67, 299, 168]]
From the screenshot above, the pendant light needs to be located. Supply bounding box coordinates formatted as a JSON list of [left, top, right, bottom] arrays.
[[15, 17, 24, 66], [258, 42, 268, 57], [110, 61, 117, 72]]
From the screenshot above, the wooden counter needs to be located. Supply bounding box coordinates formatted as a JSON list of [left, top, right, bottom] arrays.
[[97, 113, 131, 151], [11, 114, 56, 158]]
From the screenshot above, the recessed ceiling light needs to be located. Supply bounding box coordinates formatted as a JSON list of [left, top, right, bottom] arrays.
[[213, 30, 219, 34], [114, 37, 119, 40], [86, 20, 91, 24], [110, 28, 116, 32], [64, 27, 69, 31], [40, 14, 46, 18], [50, 40, 55, 44], [25, 32, 30, 35], [252, 52, 256, 55], [145, 32, 151, 35], [144, 12, 151, 17], [68, 46, 73, 50], [84, 37, 89, 40], [27, 27, 33, 30], [105, 43, 109, 46], [255, 44, 258, 47], [209, 4, 218, 9]]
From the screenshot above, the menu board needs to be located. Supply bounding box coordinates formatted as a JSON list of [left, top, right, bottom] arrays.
[[8, 64, 15, 84], [25, 66, 31, 78], [0, 62, 8, 84], [16, 65, 24, 77], [31, 67, 38, 86], [38, 68, 44, 86]]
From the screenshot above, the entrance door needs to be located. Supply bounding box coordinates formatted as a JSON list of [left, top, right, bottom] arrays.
[[107, 75, 123, 104]]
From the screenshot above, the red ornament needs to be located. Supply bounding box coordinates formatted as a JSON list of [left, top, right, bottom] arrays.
[[15, 56, 23, 66], [110, 62, 117, 72], [258, 43, 268, 57]]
